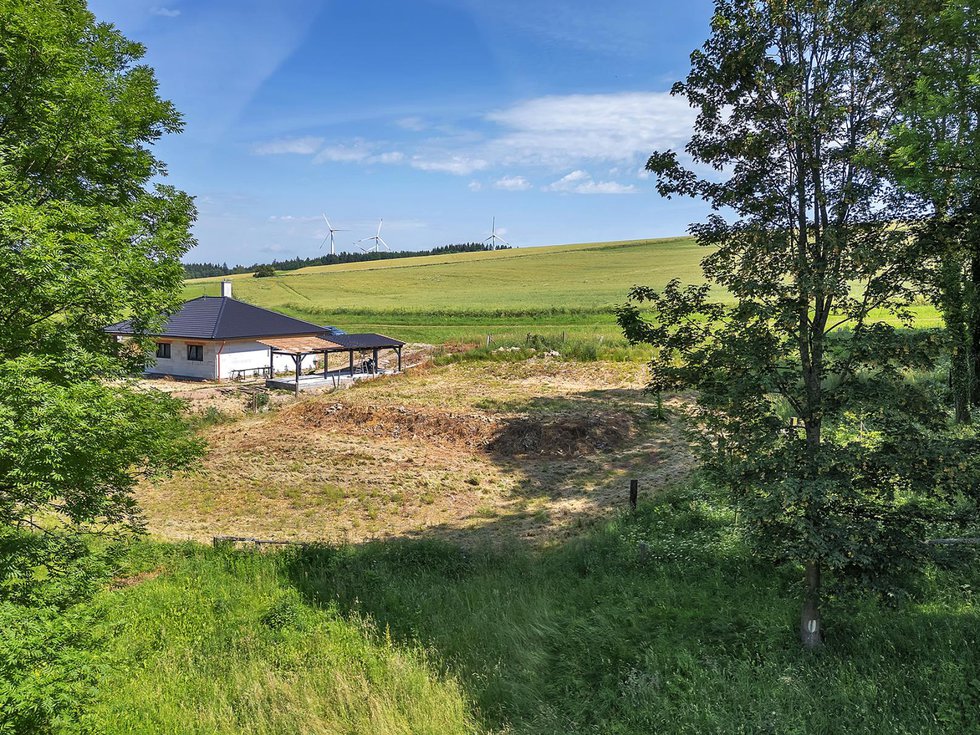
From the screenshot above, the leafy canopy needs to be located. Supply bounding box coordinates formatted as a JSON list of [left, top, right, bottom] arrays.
[[619, 0, 980, 644], [0, 0, 200, 590]]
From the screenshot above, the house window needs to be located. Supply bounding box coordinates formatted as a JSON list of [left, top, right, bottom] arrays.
[[155, 342, 171, 359], [187, 344, 204, 362]]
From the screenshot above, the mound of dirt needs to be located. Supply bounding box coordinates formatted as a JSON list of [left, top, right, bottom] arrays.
[[487, 412, 636, 457], [285, 401, 638, 457], [289, 402, 499, 450]]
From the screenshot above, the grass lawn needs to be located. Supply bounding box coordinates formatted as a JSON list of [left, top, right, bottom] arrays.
[[17, 483, 977, 734], [182, 238, 944, 343]]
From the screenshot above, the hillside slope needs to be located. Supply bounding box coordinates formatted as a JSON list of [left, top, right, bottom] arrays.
[[183, 237, 941, 342], [182, 238, 706, 341]]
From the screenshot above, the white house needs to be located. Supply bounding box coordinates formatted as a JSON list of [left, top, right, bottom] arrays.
[[105, 281, 333, 380]]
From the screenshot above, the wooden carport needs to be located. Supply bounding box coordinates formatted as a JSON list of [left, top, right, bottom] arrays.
[[257, 333, 405, 395]]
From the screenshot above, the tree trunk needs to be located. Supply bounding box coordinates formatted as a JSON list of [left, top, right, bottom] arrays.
[[969, 246, 980, 407], [939, 256, 972, 422], [800, 560, 822, 648]]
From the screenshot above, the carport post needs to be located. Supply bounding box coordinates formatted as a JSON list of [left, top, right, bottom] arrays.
[[293, 354, 301, 396], [372, 347, 379, 374], [269, 348, 274, 378], [397, 347, 402, 372], [323, 351, 328, 377], [349, 350, 354, 377]]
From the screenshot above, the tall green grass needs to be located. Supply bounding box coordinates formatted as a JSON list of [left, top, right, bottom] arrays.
[[6, 483, 977, 733], [288, 484, 979, 734], [80, 544, 476, 734]]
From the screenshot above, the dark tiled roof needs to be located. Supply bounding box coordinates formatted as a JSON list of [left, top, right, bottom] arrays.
[[326, 333, 405, 350], [104, 297, 329, 340]]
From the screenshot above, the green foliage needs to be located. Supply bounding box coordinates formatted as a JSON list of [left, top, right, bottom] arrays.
[[886, 2, 980, 419], [620, 0, 979, 645], [0, 0, 200, 599], [432, 334, 646, 364], [4, 486, 979, 733], [258, 593, 301, 630], [252, 264, 276, 278]]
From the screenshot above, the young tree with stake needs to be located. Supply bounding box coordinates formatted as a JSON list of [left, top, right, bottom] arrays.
[[619, 0, 979, 647]]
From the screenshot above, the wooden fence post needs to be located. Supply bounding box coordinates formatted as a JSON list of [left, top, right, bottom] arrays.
[[629, 479, 638, 511]]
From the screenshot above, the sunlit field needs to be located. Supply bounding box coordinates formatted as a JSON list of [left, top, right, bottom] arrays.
[[183, 238, 943, 343]]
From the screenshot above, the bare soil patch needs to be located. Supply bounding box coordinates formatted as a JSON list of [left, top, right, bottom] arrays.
[[287, 400, 638, 457]]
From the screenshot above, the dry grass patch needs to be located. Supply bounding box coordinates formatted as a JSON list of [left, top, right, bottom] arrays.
[[138, 361, 694, 546]]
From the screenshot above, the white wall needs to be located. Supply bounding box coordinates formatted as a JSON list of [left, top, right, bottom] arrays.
[[146, 339, 218, 380], [145, 339, 320, 381]]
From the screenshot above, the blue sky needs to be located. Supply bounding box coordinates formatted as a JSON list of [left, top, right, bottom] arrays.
[[89, 0, 715, 264]]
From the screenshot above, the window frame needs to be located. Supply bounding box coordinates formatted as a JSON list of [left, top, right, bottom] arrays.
[[155, 341, 172, 359], [186, 343, 204, 362]]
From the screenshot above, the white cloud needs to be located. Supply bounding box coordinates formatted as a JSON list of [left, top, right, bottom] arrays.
[[544, 170, 636, 195], [267, 215, 320, 222], [396, 116, 428, 131], [494, 175, 532, 191], [487, 92, 694, 168], [468, 181, 482, 191], [252, 91, 690, 183], [252, 136, 324, 155], [312, 142, 371, 163], [409, 155, 488, 175], [151, 7, 181, 17]]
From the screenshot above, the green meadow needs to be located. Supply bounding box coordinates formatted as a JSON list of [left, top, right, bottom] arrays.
[[10, 484, 978, 734], [184, 238, 943, 343]]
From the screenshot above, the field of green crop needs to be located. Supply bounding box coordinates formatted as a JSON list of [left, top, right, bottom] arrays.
[[183, 239, 708, 343], [184, 238, 943, 343]]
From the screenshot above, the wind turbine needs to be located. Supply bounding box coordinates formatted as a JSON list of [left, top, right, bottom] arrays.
[[356, 219, 390, 253], [319, 215, 348, 256], [484, 217, 510, 248]]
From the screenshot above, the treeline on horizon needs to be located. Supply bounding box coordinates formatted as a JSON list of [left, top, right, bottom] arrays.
[[183, 242, 513, 279]]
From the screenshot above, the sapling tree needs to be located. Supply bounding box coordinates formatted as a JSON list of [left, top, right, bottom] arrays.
[[0, 0, 201, 594], [619, 0, 978, 647]]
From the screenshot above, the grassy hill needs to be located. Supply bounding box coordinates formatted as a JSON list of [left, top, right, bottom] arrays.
[[184, 237, 943, 343], [183, 238, 709, 342]]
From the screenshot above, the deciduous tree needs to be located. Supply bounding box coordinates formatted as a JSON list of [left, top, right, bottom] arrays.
[[0, 0, 200, 585], [887, 1, 980, 422], [619, 0, 977, 647]]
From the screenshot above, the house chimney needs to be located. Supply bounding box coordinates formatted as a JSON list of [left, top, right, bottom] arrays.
[[220, 280, 233, 298]]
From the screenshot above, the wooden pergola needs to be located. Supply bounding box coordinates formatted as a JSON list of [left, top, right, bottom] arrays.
[[258, 333, 405, 395]]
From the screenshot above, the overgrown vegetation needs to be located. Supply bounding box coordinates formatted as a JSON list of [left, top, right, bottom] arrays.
[[3, 484, 978, 734], [0, 0, 200, 593]]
